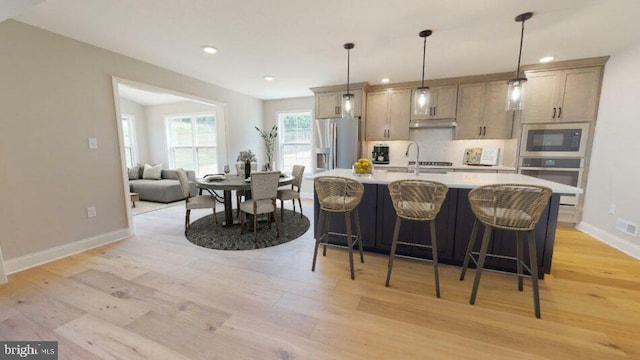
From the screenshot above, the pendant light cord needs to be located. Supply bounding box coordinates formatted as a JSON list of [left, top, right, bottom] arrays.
[[421, 35, 426, 88], [346, 47, 350, 94], [515, 18, 526, 78]]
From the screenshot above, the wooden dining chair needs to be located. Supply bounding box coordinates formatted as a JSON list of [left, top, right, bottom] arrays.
[[239, 171, 281, 241], [176, 168, 218, 235], [277, 165, 305, 221]]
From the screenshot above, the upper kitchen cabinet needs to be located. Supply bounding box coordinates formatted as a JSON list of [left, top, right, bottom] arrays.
[[365, 88, 411, 141], [455, 80, 513, 140], [410, 84, 458, 120], [521, 66, 602, 124], [313, 88, 364, 119]]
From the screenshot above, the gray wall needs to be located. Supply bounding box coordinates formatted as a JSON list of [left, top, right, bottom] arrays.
[[579, 41, 640, 258], [0, 20, 262, 261]]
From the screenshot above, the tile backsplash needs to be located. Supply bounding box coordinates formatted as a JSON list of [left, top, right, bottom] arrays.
[[366, 128, 518, 167]]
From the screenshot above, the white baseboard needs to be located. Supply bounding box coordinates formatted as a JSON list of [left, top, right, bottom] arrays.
[[576, 221, 640, 260], [4, 228, 132, 275]]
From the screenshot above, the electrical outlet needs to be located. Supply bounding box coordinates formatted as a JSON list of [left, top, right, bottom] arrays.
[[609, 203, 616, 215], [88, 137, 98, 149], [87, 207, 97, 218]]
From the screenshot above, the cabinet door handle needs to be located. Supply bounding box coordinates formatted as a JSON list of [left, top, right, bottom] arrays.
[[558, 107, 562, 119], [483, 126, 487, 136], [433, 106, 436, 116], [387, 129, 390, 138], [552, 107, 556, 118], [479, 127, 482, 136]]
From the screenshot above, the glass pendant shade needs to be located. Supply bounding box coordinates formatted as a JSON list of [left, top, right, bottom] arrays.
[[505, 78, 527, 111], [413, 86, 431, 116], [506, 12, 533, 112], [342, 93, 355, 118]]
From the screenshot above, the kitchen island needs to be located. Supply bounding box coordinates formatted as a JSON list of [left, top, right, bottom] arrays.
[[307, 169, 582, 278]]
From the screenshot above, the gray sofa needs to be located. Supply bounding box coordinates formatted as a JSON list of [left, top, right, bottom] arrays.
[[129, 169, 197, 203]]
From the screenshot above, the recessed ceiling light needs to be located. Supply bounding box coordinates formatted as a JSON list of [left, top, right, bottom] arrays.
[[381, 78, 391, 84], [539, 56, 554, 63], [264, 76, 275, 81], [202, 46, 217, 54]]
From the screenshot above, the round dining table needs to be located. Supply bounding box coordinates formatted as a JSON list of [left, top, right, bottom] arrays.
[[197, 174, 295, 227]]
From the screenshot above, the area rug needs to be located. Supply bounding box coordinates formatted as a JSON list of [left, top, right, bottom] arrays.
[[132, 200, 182, 216], [186, 209, 310, 250]]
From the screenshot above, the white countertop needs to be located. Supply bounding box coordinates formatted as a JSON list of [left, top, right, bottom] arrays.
[[374, 163, 518, 171], [305, 168, 582, 194]]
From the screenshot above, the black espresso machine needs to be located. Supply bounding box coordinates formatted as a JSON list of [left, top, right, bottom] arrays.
[[372, 144, 389, 164]]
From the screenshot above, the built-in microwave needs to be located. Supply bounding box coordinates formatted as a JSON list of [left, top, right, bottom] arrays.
[[521, 123, 590, 157]]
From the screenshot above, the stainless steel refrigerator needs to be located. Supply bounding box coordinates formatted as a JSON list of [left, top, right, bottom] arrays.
[[315, 117, 361, 171]]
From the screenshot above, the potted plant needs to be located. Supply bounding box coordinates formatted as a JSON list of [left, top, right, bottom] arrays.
[[255, 125, 278, 171]]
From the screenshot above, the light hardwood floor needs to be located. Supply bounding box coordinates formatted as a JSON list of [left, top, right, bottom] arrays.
[[1, 199, 639, 359]]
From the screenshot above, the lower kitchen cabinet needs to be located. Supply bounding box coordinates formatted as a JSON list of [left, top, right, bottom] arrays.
[[313, 186, 560, 278], [375, 185, 456, 260]]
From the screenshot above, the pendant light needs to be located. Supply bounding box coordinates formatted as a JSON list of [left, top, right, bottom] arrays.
[[342, 43, 355, 118], [505, 12, 533, 111], [413, 29, 433, 116]]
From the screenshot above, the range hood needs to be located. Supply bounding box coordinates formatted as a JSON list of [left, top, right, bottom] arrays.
[[409, 119, 457, 129]]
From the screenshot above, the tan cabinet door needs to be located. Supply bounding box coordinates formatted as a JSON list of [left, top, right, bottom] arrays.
[[315, 92, 339, 119], [556, 67, 601, 123], [482, 81, 513, 139], [432, 84, 458, 119], [521, 71, 559, 123], [387, 88, 410, 140], [454, 83, 484, 139], [365, 91, 389, 141]]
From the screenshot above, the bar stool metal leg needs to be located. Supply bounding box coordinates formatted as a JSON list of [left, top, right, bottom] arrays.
[[345, 211, 355, 280], [312, 209, 325, 272], [527, 230, 541, 318], [460, 219, 480, 281], [354, 209, 364, 263], [385, 217, 402, 287], [430, 221, 440, 298], [470, 225, 493, 304], [516, 231, 524, 291], [323, 213, 331, 256]]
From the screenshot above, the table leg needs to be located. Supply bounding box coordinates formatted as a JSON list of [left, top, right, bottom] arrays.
[[223, 190, 234, 227]]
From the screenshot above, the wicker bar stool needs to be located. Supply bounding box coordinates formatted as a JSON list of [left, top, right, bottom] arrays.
[[459, 184, 552, 318], [312, 176, 365, 280], [385, 180, 448, 297]]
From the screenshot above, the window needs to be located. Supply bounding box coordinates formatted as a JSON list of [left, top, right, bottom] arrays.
[[166, 114, 218, 176], [121, 114, 136, 168], [278, 111, 312, 173]]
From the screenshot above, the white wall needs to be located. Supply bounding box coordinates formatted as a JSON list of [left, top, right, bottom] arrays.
[[119, 98, 150, 163], [579, 42, 640, 259], [0, 20, 262, 267], [263, 96, 315, 199]]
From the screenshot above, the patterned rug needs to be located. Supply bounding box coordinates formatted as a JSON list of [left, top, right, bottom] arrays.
[[185, 209, 310, 250]]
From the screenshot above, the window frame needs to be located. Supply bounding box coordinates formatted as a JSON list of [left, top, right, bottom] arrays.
[[121, 114, 137, 168], [277, 110, 312, 174], [165, 112, 218, 176]]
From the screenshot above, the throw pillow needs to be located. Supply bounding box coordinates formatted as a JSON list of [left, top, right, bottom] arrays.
[[143, 163, 162, 180], [137, 163, 145, 179], [128, 165, 140, 180]]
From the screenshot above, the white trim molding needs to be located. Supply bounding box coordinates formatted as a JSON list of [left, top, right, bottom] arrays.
[[4, 229, 132, 276], [577, 222, 640, 260], [0, 246, 7, 284]]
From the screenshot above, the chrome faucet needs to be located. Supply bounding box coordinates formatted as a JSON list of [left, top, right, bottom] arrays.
[[405, 142, 420, 176]]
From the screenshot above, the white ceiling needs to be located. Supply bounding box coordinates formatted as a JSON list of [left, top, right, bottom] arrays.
[[14, 0, 640, 100]]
